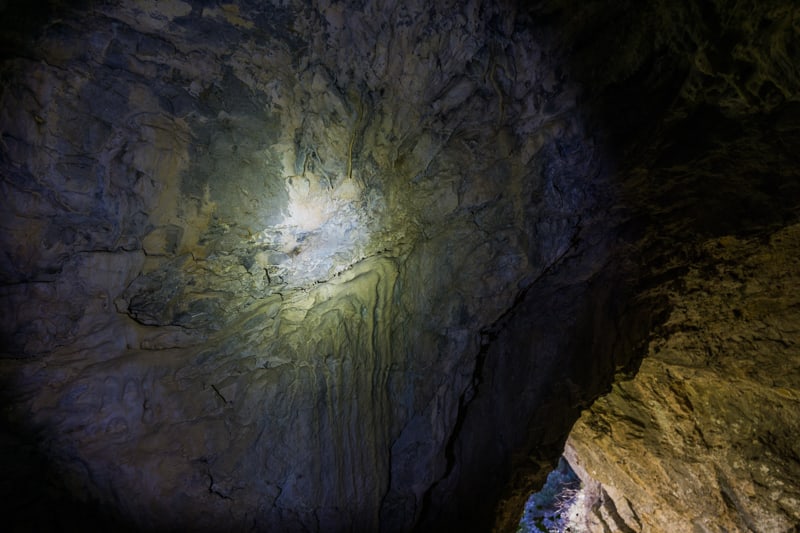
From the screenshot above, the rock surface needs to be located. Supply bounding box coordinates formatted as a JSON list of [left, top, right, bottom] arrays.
[[0, 1, 605, 531], [556, 1, 800, 530], [0, 0, 798, 532], [565, 224, 800, 532]]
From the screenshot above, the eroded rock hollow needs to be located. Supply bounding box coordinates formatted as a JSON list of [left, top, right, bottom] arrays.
[[0, 1, 798, 532]]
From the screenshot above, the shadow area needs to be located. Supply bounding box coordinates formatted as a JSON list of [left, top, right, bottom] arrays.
[[417, 0, 800, 531], [0, 401, 138, 532]]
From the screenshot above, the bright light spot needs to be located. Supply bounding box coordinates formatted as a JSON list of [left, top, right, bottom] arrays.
[[285, 176, 332, 231], [253, 172, 374, 285]]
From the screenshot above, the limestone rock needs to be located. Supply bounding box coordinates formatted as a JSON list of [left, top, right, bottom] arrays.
[[1, 0, 799, 532], [0, 1, 600, 530], [566, 224, 800, 532]]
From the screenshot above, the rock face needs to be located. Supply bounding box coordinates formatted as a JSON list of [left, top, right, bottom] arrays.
[[556, 1, 800, 530], [0, 1, 607, 531], [565, 225, 800, 532], [0, 0, 798, 532]]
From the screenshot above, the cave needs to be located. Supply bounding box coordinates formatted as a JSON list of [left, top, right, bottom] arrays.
[[1, 1, 798, 532]]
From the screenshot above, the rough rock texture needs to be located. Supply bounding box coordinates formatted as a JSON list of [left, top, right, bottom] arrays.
[[555, 0, 800, 531], [472, 0, 800, 529], [1, 0, 799, 532], [0, 1, 609, 531], [565, 225, 800, 532]]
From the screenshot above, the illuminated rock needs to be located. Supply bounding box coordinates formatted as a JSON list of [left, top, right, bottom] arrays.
[[0, 1, 598, 530], [565, 225, 800, 532], [1, 0, 799, 532]]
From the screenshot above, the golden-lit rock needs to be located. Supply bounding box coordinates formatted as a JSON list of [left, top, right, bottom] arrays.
[[566, 225, 800, 532]]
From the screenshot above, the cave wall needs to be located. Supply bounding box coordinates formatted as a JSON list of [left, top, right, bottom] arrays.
[[1, 0, 799, 532], [565, 224, 800, 532], [553, 0, 800, 530], [0, 1, 608, 531]]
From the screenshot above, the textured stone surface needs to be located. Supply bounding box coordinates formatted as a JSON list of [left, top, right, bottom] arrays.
[[553, 1, 800, 530], [566, 224, 800, 532], [0, 1, 605, 531], [1, 0, 799, 532]]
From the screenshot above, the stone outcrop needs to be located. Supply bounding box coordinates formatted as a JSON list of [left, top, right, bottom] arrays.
[[566, 224, 800, 532], [557, 1, 800, 530], [0, 0, 798, 532]]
